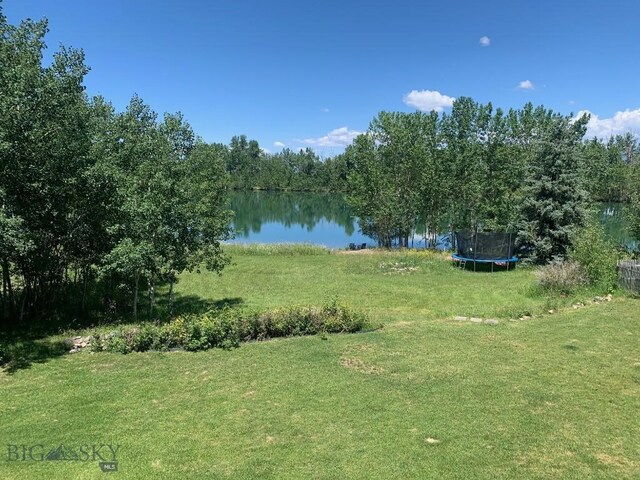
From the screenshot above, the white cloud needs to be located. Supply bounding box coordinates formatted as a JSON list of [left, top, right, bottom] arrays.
[[479, 36, 490, 47], [403, 89, 455, 112], [261, 147, 270, 154], [577, 108, 640, 139], [299, 127, 363, 147], [320, 108, 330, 113], [273, 141, 286, 148], [517, 80, 535, 90]]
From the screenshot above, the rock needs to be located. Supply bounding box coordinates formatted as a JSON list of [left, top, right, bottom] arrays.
[[454, 316, 468, 322], [521, 315, 531, 320], [606, 294, 612, 301], [548, 310, 554, 314], [593, 296, 604, 303], [64, 336, 91, 353], [484, 319, 499, 325], [470, 318, 483, 324]]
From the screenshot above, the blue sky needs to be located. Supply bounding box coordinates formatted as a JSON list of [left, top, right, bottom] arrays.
[[4, 0, 640, 155]]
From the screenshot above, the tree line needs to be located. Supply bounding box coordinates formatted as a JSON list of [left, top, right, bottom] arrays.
[[1, 12, 232, 323], [226, 135, 349, 192], [343, 99, 640, 262]]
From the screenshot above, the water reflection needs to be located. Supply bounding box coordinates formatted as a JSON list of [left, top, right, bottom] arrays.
[[229, 192, 635, 250], [232, 191, 356, 236], [230, 191, 369, 247]]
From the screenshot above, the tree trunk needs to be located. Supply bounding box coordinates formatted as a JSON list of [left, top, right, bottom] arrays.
[[1, 257, 7, 320], [81, 267, 88, 314], [147, 277, 154, 319], [168, 280, 174, 318], [133, 271, 139, 321]]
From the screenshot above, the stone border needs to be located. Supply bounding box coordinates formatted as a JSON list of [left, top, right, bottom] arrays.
[[453, 316, 499, 325], [453, 294, 613, 326]]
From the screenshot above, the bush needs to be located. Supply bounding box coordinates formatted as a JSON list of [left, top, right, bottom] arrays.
[[535, 260, 588, 294], [90, 300, 372, 355], [570, 216, 619, 292]]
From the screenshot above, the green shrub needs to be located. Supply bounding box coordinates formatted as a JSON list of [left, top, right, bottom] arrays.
[[89, 301, 371, 355], [103, 332, 132, 354], [535, 260, 588, 294], [570, 216, 619, 292], [158, 316, 188, 348], [130, 324, 156, 352], [184, 312, 240, 351]]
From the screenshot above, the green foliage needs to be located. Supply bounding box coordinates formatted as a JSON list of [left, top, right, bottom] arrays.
[[534, 260, 588, 294], [517, 113, 590, 263], [579, 138, 625, 202], [347, 111, 438, 247], [570, 215, 619, 291], [626, 160, 640, 251], [90, 301, 371, 354], [225, 136, 346, 192], [0, 10, 232, 323]]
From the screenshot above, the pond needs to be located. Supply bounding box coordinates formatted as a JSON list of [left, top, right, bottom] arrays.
[[229, 191, 636, 250], [230, 191, 371, 248]]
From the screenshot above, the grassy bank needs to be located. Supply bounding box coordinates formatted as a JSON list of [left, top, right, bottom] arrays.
[[178, 245, 592, 321], [1, 247, 639, 479]]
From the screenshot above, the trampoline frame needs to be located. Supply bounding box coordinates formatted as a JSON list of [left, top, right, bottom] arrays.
[[451, 253, 519, 272]]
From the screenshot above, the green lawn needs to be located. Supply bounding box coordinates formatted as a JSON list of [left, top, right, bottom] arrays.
[[1, 247, 639, 479]]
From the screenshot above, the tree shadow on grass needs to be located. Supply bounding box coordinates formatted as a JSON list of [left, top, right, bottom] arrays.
[[1, 293, 245, 374], [152, 295, 244, 321], [1, 338, 69, 374]]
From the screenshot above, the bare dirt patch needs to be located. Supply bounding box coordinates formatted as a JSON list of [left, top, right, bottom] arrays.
[[336, 248, 379, 255], [340, 357, 385, 375], [595, 453, 637, 471], [342, 343, 377, 354]]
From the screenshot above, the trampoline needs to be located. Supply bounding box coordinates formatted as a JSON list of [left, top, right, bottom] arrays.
[[451, 231, 518, 272]]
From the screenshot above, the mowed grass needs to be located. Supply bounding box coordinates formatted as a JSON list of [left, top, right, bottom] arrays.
[[1, 247, 639, 479], [178, 246, 587, 321]]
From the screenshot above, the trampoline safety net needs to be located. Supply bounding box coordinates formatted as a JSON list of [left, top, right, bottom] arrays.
[[455, 232, 516, 261]]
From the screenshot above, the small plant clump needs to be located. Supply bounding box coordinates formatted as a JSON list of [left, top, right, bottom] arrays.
[[534, 260, 588, 294], [90, 301, 372, 354], [378, 259, 420, 275]]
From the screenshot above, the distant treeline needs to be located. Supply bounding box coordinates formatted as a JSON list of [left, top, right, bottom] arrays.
[[222, 128, 635, 205], [225, 135, 349, 192]]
